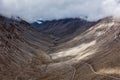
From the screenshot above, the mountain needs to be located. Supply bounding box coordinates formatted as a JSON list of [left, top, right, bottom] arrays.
[[48, 16, 120, 80], [0, 15, 120, 80], [0, 15, 53, 80], [32, 18, 95, 43]]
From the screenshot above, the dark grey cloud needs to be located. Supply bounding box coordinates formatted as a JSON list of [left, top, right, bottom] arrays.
[[0, 0, 120, 22]]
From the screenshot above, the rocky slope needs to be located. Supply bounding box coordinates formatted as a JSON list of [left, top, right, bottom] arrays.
[[0, 15, 120, 80], [49, 16, 120, 80], [0, 15, 53, 80]]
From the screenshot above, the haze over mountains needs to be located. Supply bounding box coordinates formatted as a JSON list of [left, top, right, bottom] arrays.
[[1, 0, 120, 22], [0, 14, 120, 80]]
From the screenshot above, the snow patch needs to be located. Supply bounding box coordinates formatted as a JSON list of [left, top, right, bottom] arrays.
[[36, 21, 42, 24]]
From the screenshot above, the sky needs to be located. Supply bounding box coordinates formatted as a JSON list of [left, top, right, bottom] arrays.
[[0, 0, 120, 22]]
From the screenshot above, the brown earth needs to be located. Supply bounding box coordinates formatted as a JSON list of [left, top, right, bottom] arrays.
[[0, 16, 120, 80]]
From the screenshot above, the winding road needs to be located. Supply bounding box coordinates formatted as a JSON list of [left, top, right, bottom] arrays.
[[81, 62, 120, 80]]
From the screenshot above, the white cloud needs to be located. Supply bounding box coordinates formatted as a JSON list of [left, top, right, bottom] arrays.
[[0, 0, 120, 22], [102, 0, 120, 17]]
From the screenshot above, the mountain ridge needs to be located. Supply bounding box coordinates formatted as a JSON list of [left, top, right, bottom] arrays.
[[32, 18, 96, 45]]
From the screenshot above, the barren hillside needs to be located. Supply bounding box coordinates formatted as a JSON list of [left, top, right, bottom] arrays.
[[0, 15, 120, 80], [0, 15, 53, 80]]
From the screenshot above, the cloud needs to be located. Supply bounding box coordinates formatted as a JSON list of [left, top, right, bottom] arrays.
[[0, 0, 120, 22]]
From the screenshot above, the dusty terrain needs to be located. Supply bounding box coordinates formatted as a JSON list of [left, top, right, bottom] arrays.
[[0, 16, 120, 80]]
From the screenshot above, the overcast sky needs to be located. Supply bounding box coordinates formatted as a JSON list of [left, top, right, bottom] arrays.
[[0, 0, 120, 22]]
